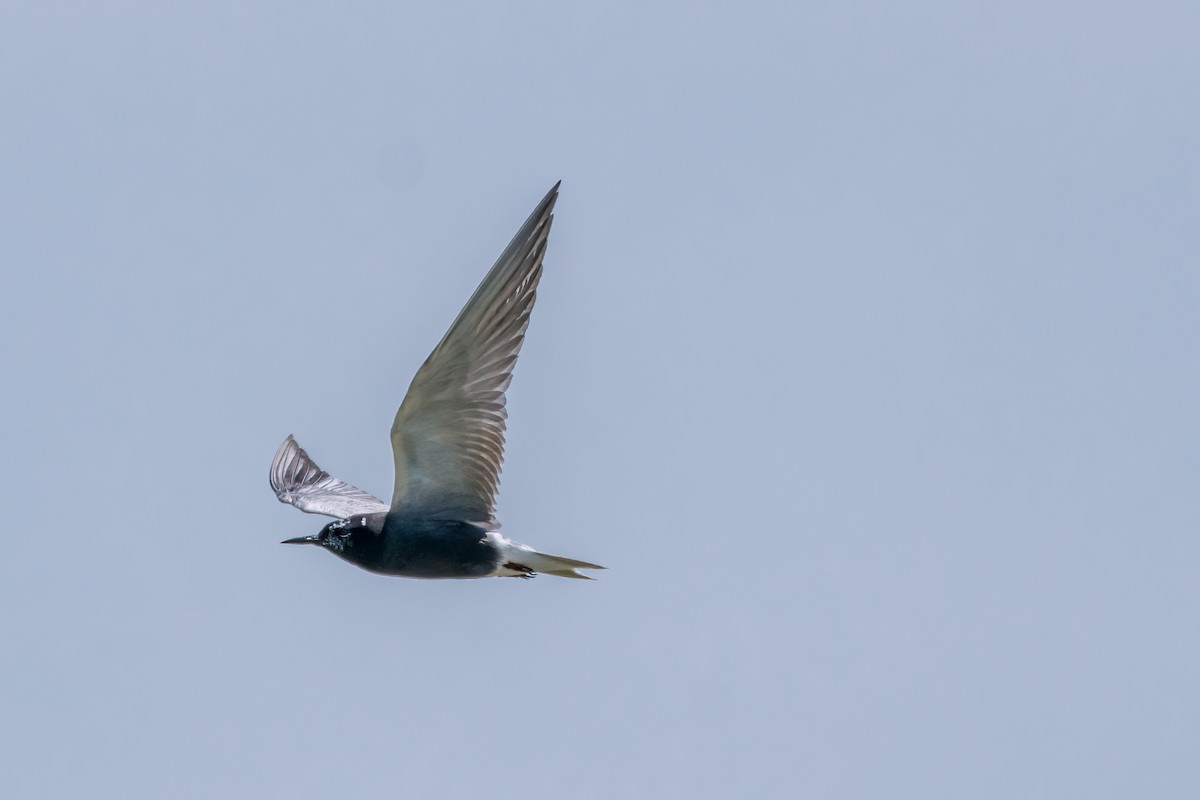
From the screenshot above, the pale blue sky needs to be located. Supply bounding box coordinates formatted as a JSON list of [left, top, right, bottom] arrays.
[[2, 2, 1197, 797]]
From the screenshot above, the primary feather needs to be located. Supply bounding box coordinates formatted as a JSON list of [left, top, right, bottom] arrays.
[[388, 183, 559, 526], [270, 435, 389, 518]]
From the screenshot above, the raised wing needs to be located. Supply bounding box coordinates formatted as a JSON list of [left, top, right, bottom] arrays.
[[389, 182, 559, 526], [270, 435, 390, 518]]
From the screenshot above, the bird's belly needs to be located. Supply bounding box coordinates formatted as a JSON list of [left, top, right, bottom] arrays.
[[369, 519, 501, 579]]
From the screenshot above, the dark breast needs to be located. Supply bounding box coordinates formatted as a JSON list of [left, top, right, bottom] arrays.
[[360, 516, 500, 578]]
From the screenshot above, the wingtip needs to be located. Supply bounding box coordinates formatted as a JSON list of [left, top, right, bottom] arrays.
[[272, 434, 295, 462], [273, 434, 299, 461], [539, 181, 561, 212]]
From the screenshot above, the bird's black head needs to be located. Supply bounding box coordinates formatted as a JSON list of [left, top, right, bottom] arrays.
[[281, 515, 384, 566]]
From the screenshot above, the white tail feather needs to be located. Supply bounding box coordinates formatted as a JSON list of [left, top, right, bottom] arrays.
[[487, 533, 605, 579]]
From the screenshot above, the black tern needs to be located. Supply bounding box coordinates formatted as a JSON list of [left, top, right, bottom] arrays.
[[271, 183, 603, 580]]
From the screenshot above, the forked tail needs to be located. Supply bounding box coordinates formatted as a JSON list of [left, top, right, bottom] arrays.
[[532, 551, 605, 579], [508, 549, 605, 580], [489, 533, 605, 579]]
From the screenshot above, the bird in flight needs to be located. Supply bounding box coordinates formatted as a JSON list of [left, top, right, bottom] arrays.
[[270, 183, 602, 580]]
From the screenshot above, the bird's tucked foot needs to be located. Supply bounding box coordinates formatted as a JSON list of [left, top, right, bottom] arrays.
[[503, 562, 537, 579]]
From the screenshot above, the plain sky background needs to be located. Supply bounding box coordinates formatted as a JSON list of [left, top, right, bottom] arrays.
[[2, 1, 1197, 797]]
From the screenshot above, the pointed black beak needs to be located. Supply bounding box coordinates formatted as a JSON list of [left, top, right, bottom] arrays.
[[281, 535, 320, 545]]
